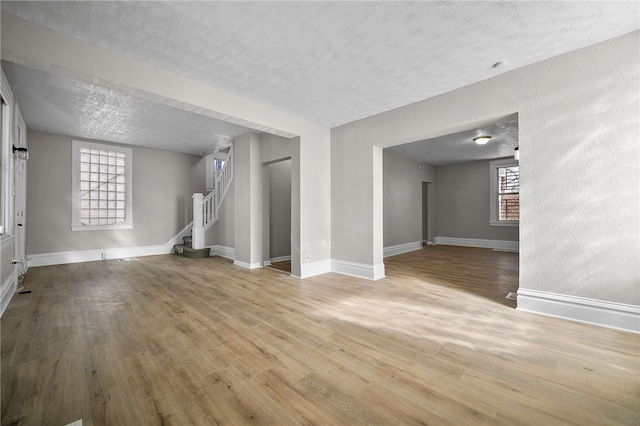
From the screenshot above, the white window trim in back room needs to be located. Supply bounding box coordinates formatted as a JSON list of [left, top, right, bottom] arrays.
[[489, 158, 519, 227], [71, 140, 133, 231]]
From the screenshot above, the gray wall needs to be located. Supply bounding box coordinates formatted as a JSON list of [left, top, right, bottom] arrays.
[[261, 134, 294, 261], [332, 31, 639, 305], [422, 182, 435, 242], [383, 153, 519, 247], [268, 159, 292, 258], [26, 131, 205, 255], [209, 133, 295, 264], [233, 133, 263, 266], [383, 150, 435, 247], [436, 159, 519, 241], [206, 179, 235, 249]]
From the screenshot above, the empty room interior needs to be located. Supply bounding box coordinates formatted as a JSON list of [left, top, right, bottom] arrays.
[[1, 2, 639, 425]]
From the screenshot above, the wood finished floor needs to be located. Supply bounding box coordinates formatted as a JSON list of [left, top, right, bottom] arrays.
[[1, 246, 638, 425], [267, 260, 292, 274]]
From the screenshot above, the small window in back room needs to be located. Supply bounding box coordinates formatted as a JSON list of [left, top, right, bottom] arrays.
[[490, 159, 519, 226], [498, 165, 519, 220]]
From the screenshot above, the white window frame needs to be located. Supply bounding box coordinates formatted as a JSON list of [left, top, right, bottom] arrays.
[[0, 69, 14, 236], [205, 152, 227, 191], [71, 140, 133, 231], [489, 158, 519, 227]]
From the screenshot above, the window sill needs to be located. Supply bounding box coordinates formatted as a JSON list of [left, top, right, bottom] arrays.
[[490, 220, 519, 227], [71, 224, 133, 232]]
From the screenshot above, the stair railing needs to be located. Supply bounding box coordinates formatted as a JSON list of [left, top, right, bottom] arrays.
[[192, 145, 233, 249]]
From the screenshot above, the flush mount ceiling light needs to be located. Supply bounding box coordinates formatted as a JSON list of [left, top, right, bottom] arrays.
[[473, 135, 491, 145]]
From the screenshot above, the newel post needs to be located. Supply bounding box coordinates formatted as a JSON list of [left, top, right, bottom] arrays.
[[192, 193, 204, 249]]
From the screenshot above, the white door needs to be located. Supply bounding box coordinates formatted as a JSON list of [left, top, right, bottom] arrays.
[[13, 105, 26, 275]]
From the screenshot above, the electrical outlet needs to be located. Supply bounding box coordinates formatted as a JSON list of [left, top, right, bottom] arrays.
[[101, 253, 107, 260]]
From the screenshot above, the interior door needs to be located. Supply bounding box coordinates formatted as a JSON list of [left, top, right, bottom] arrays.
[[13, 105, 26, 275]]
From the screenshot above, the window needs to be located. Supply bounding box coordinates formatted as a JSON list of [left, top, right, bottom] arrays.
[[214, 158, 225, 173], [0, 96, 4, 235], [205, 153, 227, 191], [490, 158, 519, 226], [0, 70, 14, 236], [71, 140, 133, 231]]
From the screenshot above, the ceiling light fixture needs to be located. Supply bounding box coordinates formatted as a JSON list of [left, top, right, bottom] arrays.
[[473, 136, 491, 145]]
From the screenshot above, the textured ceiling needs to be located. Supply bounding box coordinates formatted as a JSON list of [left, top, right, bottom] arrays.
[[2, 62, 251, 155], [1, 1, 639, 157], [386, 115, 519, 166]]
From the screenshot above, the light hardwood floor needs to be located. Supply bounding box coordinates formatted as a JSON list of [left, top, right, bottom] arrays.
[[1, 246, 638, 425]]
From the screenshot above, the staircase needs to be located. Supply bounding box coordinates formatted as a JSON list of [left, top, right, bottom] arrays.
[[174, 145, 234, 258], [174, 235, 210, 258]]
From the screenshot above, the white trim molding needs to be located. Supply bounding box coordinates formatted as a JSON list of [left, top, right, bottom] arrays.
[[27, 223, 193, 267], [384, 241, 422, 258], [28, 244, 170, 267], [1, 272, 17, 317], [270, 255, 292, 263], [332, 260, 385, 281], [233, 260, 262, 270], [208, 245, 235, 260], [434, 236, 519, 252], [1, 235, 16, 317], [1, 234, 14, 250], [1, 69, 15, 238], [517, 288, 640, 334], [299, 259, 332, 279]]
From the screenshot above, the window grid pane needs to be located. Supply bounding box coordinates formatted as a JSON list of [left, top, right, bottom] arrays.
[[79, 147, 127, 226], [498, 166, 519, 221]]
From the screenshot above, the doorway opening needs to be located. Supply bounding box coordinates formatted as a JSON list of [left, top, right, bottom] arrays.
[[422, 181, 434, 246], [264, 158, 292, 274], [382, 113, 520, 306]]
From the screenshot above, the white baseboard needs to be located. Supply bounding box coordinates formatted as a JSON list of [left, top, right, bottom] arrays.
[[517, 288, 640, 334], [1, 273, 17, 317], [270, 255, 291, 263], [27, 223, 194, 267], [384, 241, 422, 258], [434, 236, 519, 252], [300, 259, 332, 279], [332, 259, 385, 281], [28, 244, 173, 267], [233, 260, 262, 269], [208, 245, 235, 260]]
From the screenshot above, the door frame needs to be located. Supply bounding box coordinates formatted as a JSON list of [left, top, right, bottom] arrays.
[[13, 104, 27, 275]]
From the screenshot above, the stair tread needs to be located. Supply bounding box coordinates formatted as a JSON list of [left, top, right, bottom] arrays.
[[174, 244, 206, 251], [174, 244, 210, 259]]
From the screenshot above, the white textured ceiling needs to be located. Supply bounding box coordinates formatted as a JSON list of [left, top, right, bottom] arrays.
[[386, 115, 519, 166], [1, 1, 639, 157], [2, 62, 251, 155]]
